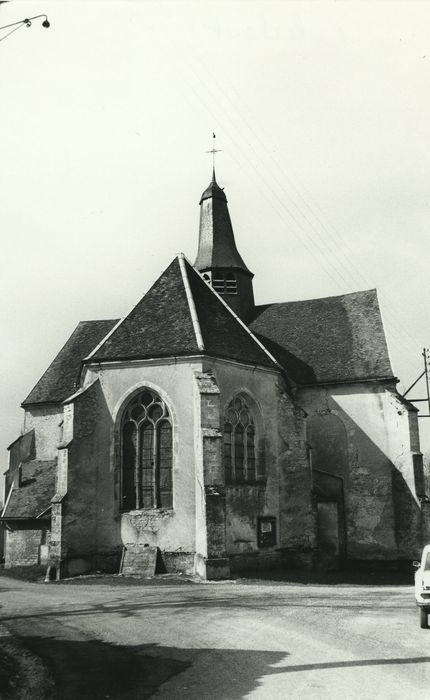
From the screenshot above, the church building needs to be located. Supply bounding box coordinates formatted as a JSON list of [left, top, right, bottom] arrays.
[[1, 168, 428, 579]]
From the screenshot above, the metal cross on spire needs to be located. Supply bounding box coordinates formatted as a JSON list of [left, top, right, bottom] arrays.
[[206, 132, 222, 181]]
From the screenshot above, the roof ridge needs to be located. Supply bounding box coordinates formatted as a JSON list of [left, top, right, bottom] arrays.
[[78, 318, 119, 325], [84, 257, 202, 364], [184, 257, 281, 370], [178, 253, 205, 351], [83, 263, 183, 362], [84, 317, 125, 362], [256, 288, 378, 308]]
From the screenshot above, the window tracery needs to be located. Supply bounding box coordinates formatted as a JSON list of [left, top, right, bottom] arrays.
[[223, 395, 257, 483], [121, 390, 172, 510]]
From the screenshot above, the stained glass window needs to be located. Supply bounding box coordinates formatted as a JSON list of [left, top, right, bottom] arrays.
[[121, 390, 172, 510], [223, 396, 258, 483]]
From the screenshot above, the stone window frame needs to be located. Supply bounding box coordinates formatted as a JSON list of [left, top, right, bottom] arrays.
[[223, 391, 265, 484], [118, 387, 174, 512]]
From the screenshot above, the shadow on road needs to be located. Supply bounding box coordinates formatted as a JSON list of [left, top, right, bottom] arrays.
[[9, 634, 291, 700], [8, 631, 430, 700]]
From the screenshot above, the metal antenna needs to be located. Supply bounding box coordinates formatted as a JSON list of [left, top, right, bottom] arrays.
[[205, 132, 222, 180]]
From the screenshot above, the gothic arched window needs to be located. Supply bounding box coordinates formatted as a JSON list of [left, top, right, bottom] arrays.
[[223, 395, 257, 483], [121, 390, 172, 510]]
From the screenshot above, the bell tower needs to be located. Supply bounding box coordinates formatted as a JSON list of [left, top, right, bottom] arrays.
[[194, 168, 255, 320]]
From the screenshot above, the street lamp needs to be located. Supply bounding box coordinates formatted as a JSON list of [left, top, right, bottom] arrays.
[[0, 14, 50, 43]]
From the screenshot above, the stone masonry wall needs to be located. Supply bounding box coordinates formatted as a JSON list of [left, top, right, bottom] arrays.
[[5, 525, 46, 568], [299, 382, 423, 561], [195, 370, 229, 579], [24, 407, 62, 461], [62, 380, 118, 575], [209, 359, 314, 569]]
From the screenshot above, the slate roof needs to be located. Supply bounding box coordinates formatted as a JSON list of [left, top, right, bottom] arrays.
[[195, 174, 252, 274], [186, 260, 276, 368], [249, 289, 394, 384], [88, 258, 198, 362], [22, 319, 118, 406], [22, 261, 393, 406], [1, 460, 56, 520], [89, 256, 276, 369]]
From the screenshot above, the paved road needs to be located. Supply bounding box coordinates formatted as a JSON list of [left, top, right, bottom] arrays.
[[0, 575, 429, 699]]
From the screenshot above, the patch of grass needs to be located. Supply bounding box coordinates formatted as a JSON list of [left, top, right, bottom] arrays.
[[0, 565, 46, 583], [0, 647, 20, 699]]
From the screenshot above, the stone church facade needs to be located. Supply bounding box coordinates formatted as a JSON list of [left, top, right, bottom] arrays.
[[1, 170, 428, 579]]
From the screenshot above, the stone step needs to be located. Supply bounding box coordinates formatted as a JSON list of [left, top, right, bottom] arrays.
[[121, 545, 159, 576]]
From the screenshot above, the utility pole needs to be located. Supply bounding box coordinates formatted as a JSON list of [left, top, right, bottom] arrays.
[[403, 348, 430, 417]]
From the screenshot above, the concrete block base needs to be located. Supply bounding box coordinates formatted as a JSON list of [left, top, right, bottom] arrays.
[[206, 557, 230, 580]]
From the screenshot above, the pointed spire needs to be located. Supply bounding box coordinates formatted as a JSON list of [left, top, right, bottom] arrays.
[[195, 141, 255, 319], [195, 168, 251, 272]]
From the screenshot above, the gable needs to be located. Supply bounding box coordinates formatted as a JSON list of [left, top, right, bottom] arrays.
[[249, 289, 394, 384]]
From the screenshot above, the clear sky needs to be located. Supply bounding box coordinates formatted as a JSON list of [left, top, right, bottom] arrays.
[[2, 0, 430, 469]]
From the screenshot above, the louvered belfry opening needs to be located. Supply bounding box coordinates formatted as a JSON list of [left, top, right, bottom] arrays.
[[121, 390, 172, 510]]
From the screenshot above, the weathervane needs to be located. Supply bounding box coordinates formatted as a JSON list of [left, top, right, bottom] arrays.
[[206, 132, 222, 178]]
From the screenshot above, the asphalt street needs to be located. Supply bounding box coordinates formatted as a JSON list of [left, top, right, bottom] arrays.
[[0, 574, 428, 699]]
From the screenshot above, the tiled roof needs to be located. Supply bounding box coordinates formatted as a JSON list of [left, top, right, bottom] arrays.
[[249, 289, 394, 384], [22, 319, 118, 406], [89, 258, 199, 362], [186, 260, 275, 368], [89, 256, 276, 369], [24, 262, 391, 403], [1, 460, 56, 520]]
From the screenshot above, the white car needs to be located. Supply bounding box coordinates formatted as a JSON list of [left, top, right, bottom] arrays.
[[414, 544, 430, 628]]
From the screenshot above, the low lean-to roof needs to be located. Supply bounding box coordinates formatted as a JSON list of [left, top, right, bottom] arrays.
[[22, 319, 118, 406], [88, 256, 275, 369], [249, 289, 394, 384], [1, 460, 56, 520]]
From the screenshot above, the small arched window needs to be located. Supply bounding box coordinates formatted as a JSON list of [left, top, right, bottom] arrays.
[[223, 395, 257, 483], [121, 390, 172, 510]]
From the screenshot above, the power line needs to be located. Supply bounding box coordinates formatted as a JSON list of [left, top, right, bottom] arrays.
[[193, 56, 424, 355], [176, 48, 425, 369]]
